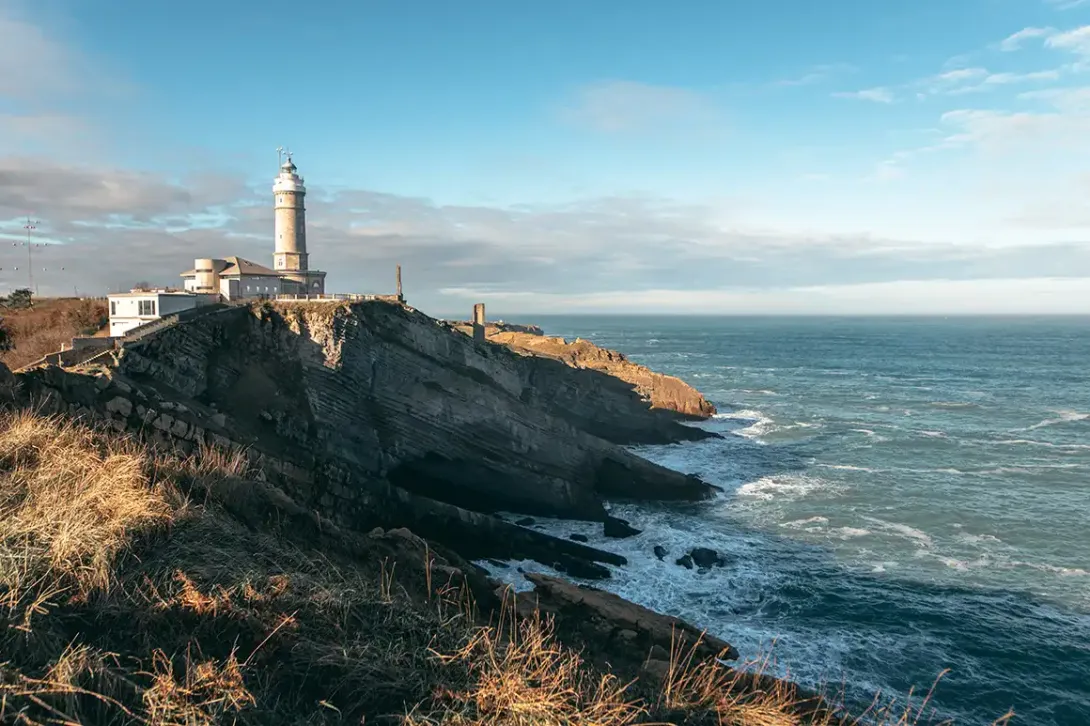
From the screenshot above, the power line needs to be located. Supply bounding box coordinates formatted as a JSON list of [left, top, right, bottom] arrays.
[[22, 216, 41, 294]]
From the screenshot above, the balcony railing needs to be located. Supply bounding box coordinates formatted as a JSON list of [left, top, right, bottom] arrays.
[[273, 293, 401, 302]]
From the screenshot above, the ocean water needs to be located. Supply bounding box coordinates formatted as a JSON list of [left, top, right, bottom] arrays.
[[485, 316, 1090, 726]]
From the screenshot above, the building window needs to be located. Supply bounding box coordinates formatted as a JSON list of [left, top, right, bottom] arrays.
[[110, 301, 116, 316], [138, 300, 156, 316]]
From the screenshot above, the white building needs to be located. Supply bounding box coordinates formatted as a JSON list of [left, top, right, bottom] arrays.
[[179, 256, 285, 299], [178, 153, 326, 300], [107, 290, 218, 336]]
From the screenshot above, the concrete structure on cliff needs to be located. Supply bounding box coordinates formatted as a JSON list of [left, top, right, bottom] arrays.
[[179, 153, 326, 299]]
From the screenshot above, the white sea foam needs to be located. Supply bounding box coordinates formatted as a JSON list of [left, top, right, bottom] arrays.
[[956, 532, 1002, 545], [993, 438, 1090, 451], [1012, 561, 1090, 577], [861, 517, 934, 548], [1017, 410, 1090, 432], [737, 474, 832, 501], [849, 428, 890, 444], [831, 527, 871, 539], [780, 516, 829, 530], [818, 464, 877, 472], [918, 430, 946, 438]]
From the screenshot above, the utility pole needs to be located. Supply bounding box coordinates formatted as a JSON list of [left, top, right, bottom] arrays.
[[23, 216, 40, 294]]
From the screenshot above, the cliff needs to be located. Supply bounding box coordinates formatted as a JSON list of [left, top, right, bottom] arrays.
[[488, 331, 717, 421], [0, 409, 840, 725], [1, 300, 718, 579]]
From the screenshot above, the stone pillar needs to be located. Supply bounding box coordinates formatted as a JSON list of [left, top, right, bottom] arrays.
[[396, 264, 403, 302], [472, 303, 486, 343]]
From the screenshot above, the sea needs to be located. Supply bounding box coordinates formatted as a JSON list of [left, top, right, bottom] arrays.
[[483, 316, 1090, 726]]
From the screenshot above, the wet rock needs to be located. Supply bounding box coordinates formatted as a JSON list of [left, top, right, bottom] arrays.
[[603, 515, 641, 539], [515, 517, 536, 527], [553, 557, 611, 580], [653, 545, 668, 560], [569, 533, 589, 543], [675, 554, 694, 569], [690, 547, 727, 569]]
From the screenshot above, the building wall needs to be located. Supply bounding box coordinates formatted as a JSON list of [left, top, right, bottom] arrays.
[[108, 293, 215, 336], [237, 275, 282, 298]]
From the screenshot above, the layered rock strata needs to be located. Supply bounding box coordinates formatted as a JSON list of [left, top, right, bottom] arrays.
[[488, 330, 717, 423], [0, 299, 718, 577]]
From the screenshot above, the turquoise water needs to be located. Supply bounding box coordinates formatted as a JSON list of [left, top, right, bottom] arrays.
[[497, 316, 1090, 725]]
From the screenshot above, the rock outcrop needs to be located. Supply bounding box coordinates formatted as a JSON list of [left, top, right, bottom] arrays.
[[0, 299, 719, 577], [488, 330, 717, 422], [516, 573, 738, 669]]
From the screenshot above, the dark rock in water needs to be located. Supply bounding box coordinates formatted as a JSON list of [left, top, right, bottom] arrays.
[[603, 515, 641, 539], [569, 533, 589, 543], [515, 517, 536, 527], [553, 557, 611, 580], [675, 554, 694, 569], [653, 545, 668, 560], [486, 558, 506, 568], [690, 547, 726, 569]]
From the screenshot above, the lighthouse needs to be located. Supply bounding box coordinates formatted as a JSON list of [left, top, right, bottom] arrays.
[[272, 152, 325, 294]]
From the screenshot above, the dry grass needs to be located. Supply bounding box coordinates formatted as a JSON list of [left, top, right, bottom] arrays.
[[0, 407, 1012, 726], [0, 297, 108, 369]]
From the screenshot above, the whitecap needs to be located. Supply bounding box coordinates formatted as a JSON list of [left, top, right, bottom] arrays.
[[993, 438, 1090, 451], [831, 527, 871, 539], [918, 430, 946, 438], [780, 516, 829, 530], [956, 532, 1002, 545], [818, 464, 877, 473], [737, 474, 832, 501], [1016, 410, 1089, 432], [861, 517, 933, 548]]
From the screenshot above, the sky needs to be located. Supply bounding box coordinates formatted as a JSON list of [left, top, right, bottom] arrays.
[[3, 0, 1090, 315]]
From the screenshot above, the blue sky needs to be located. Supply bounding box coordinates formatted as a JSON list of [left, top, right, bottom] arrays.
[[3, 0, 1090, 314]]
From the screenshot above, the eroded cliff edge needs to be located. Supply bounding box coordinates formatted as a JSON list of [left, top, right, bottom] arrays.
[[454, 322, 718, 432], [2, 300, 720, 578]]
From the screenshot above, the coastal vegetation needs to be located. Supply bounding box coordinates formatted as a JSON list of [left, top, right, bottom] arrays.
[[0, 295, 108, 369], [0, 408, 1012, 724]]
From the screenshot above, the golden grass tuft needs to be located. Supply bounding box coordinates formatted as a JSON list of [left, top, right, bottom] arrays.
[[412, 593, 646, 725], [0, 409, 172, 617], [142, 647, 256, 726]]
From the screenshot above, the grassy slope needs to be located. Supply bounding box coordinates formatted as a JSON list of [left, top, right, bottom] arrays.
[[0, 409, 1009, 725], [0, 298, 108, 370]]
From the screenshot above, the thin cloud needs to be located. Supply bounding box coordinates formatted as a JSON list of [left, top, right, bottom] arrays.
[[558, 80, 722, 133], [999, 27, 1055, 51], [775, 63, 856, 87], [832, 87, 894, 103]]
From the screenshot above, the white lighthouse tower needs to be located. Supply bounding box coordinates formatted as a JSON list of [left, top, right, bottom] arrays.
[[273, 151, 326, 294]]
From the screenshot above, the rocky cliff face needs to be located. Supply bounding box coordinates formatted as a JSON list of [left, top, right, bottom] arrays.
[[1, 300, 719, 576], [488, 331, 717, 422]]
